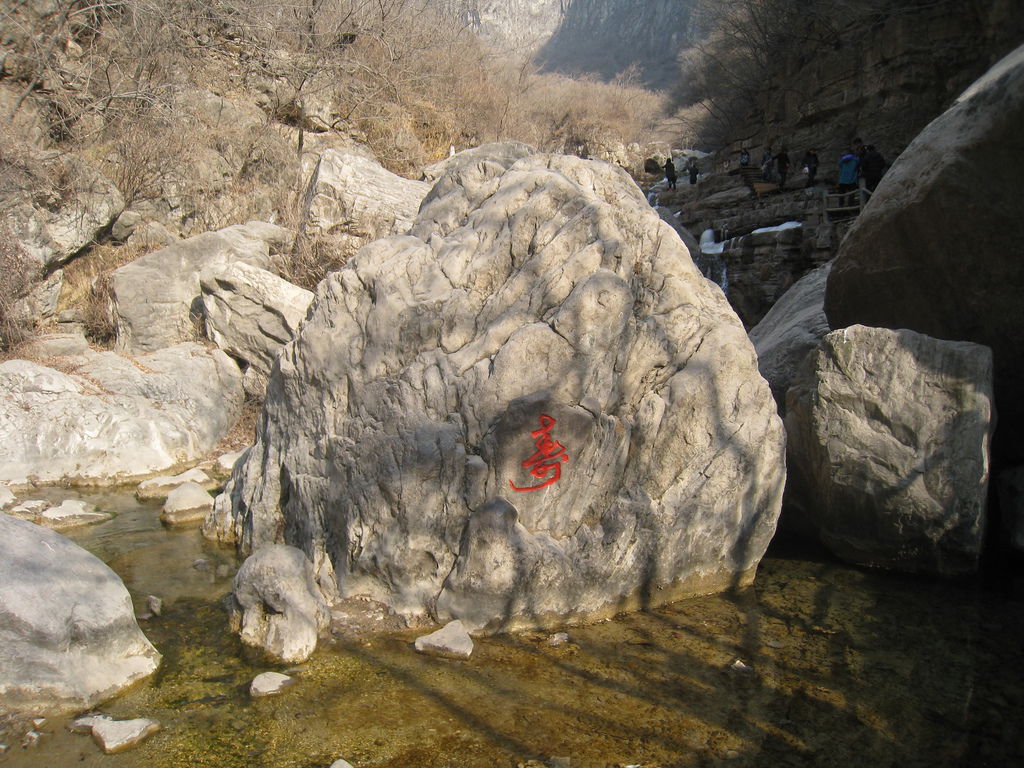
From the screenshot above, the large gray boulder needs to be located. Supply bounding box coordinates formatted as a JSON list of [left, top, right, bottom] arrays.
[[210, 152, 785, 634], [0, 341, 243, 487], [785, 325, 994, 575], [299, 150, 431, 257], [230, 545, 330, 663], [0, 515, 160, 715], [111, 221, 294, 354], [200, 261, 314, 377], [824, 44, 1024, 461], [749, 261, 832, 409]]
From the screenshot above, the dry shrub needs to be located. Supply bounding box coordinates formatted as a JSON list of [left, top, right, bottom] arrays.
[[274, 236, 352, 292], [60, 242, 147, 344], [0, 233, 40, 353]]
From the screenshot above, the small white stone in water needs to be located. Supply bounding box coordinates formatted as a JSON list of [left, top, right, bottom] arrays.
[[22, 730, 41, 747], [329, 760, 355, 768], [192, 557, 211, 571], [32, 718, 46, 728], [729, 659, 753, 673], [147, 595, 163, 616], [70, 714, 111, 734], [90, 717, 160, 754], [546, 632, 570, 647], [250, 672, 293, 697], [39, 499, 111, 530], [414, 620, 474, 659]]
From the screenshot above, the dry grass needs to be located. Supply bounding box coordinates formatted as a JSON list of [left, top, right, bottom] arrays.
[[0, 232, 40, 354], [59, 242, 147, 344]]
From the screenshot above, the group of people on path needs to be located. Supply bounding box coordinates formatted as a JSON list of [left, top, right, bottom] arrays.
[[838, 137, 886, 193], [664, 155, 700, 190], [738, 138, 886, 192]]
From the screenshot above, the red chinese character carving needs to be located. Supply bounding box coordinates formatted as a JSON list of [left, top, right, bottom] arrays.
[[509, 413, 570, 492]]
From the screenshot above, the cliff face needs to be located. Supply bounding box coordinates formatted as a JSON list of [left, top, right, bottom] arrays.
[[439, 0, 566, 53], [536, 0, 701, 88], [438, 0, 700, 88], [750, 0, 1024, 163]]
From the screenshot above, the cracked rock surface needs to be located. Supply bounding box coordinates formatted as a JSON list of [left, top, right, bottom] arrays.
[[210, 152, 785, 633]]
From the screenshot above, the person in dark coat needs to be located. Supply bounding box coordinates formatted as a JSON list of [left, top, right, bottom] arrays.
[[775, 147, 791, 189], [664, 157, 677, 190], [802, 148, 819, 187], [861, 145, 886, 191], [688, 157, 699, 185], [739, 147, 751, 166]]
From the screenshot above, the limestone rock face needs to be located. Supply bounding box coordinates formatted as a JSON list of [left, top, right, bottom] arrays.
[[785, 325, 994, 575], [212, 152, 785, 633], [0, 342, 243, 487], [749, 261, 832, 409], [3, 155, 124, 270], [300, 150, 430, 256], [0, 515, 161, 715], [200, 261, 314, 376], [421, 141, 536, 184], [230, 545, 330, 663], [111, 221, 294, 354], [824, 45, 1024, 460]]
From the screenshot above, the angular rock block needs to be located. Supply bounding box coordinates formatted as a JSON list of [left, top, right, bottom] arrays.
[[785, 325, 994, 575]]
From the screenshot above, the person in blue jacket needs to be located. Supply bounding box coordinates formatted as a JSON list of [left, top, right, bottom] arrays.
[[838, 147, 860, 193]]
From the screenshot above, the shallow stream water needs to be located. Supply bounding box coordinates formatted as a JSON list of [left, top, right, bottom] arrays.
[[3, 489, 1024, 768]]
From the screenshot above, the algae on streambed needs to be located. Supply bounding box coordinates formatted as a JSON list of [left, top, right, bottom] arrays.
[[3, 490, 1024, 767]]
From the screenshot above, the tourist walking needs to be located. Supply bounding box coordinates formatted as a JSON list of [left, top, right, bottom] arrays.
[[802, 148, 819, 187], [664, 156, 677, 190], [688, 157, 699, 185], [861, 144, 886, 191], [838, 147, 861, 203], [775, 147, 791, 189]]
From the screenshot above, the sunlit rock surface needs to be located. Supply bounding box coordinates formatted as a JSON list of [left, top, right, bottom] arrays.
[[111, 221, 293, 354], [0, 340, 243, 487], [211, 151, 785, 633], [0, 515, 160, 715], [785, 325, 993, 575]]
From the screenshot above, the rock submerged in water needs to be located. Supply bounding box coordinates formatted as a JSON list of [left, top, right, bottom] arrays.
[[785, 325, 994, 575], [160, 482, 215, 526], [249, 671, 293, 697], [0, 515, 161, 715], [414, 620, 474, 660], [72, 715, 160, 754], [211, 151, 785, 640], [230, 545, 330, 663]]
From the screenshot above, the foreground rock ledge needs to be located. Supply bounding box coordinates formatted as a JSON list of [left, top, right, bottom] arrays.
[[210, 152, 786, 635]]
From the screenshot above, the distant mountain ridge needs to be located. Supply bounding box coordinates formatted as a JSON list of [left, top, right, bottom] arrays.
[[435, 0, 701, 89]]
